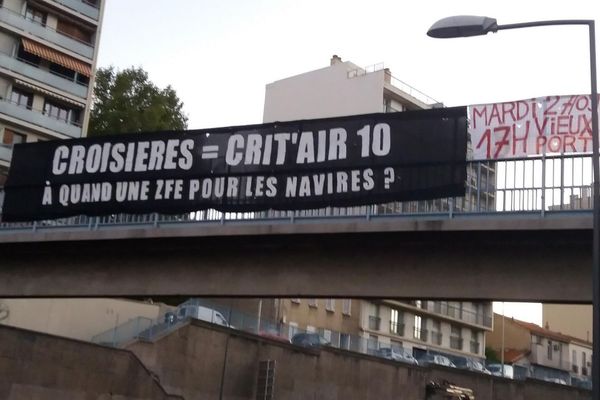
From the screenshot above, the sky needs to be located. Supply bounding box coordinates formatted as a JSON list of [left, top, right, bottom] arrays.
[[95, 0, 599, 326]]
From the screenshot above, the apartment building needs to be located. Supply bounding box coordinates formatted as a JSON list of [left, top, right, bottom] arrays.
[[486, 313, 593, 385], [0, 0, 104, 187], [262, 55, 495, 362], [361, 300, 492, 361], [263, 54, 495, 215]]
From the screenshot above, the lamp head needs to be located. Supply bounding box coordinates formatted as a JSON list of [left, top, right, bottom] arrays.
[[427, 15, 498, 38]]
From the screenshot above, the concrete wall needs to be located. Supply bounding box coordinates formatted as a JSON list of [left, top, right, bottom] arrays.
[[0, 298, 161, 341], [263, 60, 384, 122], [0, 325, 181, 400], [126, 319, 591, 400]]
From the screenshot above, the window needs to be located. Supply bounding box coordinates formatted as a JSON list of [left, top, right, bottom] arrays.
[[322, 329, 332, 342], [340, 333, 351, 350], [288, 322, 298, 339], [367, 334, 378, 355], [10, 89, 33, 109], [470, 329, 480, 354], [390, 308, 404, 336], [342, 299, 351, 316], [547, 340, 553, 360], [414, 315, 426, 341], [25, 6, 46, 25], [450, 324, 462, 350], [56, 19, 93, 44], [431, 320, 442, 345], [307, 299, 317, 308], [2, 129, 26, 145], [582, 352, 587, 375], [44, 101, 69, 123], [325, 299, 335, 312]]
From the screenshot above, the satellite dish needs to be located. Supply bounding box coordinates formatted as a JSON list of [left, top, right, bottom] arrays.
[[0, 302, 9, 322]]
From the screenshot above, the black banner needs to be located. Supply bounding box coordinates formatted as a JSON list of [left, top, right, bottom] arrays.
[[1, 107, 467, 222]]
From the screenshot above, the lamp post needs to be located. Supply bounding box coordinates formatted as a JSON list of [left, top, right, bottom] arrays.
[[428, 16, 598, 397]]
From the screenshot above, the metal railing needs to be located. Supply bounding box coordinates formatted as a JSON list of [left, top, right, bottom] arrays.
[[0, 154, 595, 231], [389, 321, 405, 336], [368, 316, 381, 331]]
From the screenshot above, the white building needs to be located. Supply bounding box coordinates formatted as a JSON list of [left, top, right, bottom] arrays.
[[263, 55, 494, 363]]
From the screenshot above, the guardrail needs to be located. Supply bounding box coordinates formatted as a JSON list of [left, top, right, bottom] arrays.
[[0, 154, 594, 232]]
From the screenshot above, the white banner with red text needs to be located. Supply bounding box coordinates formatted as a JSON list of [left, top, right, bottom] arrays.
[[469, 94, 600, 160]]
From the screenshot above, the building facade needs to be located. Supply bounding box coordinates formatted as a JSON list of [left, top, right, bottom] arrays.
[[0, 0, 105, 186], [486, 313, 593, 386]]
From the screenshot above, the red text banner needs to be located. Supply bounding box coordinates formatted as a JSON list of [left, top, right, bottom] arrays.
[[469, 94, 600, 160]]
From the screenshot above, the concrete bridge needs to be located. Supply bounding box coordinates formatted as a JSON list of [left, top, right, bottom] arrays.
[[0, 207, 593, 302], [0, 155, 595, 301]]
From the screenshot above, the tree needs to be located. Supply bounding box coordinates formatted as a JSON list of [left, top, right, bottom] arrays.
[[88, 66, 188, 136]]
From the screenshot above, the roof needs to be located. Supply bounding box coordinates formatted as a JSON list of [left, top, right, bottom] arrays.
[[503, 316, 593, 346], [503, 348, 529, 363]]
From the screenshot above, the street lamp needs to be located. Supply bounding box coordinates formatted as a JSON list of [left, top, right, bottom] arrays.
[[428, 16, 599, 397]]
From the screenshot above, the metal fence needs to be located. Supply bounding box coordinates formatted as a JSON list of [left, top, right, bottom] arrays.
[[0, 154, 594, 233]]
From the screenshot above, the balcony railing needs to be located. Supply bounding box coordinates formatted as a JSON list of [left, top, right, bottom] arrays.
[[0, 99, 82, 138], [389, 321, 404, 336], [0, 6, 94, 58], [52, 0, 100, 20], [368, 316, 380, 331], [450, 337, 463, 350], [0, 51, 88, 98], [429, 301, 493, 328], [430, 331, 442, 345], [413, 328, 428, 342]]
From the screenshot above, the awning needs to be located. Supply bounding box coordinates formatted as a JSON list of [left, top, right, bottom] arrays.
[[14, 79, 85, 107], [22, 38, 91, 77]]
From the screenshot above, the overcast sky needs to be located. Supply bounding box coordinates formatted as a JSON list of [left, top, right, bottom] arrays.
[[95, 0, 599, 325]]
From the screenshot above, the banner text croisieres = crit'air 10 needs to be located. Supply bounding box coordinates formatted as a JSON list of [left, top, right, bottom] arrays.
[[1, 107, 468, 222], [469, 94, 600, 160]]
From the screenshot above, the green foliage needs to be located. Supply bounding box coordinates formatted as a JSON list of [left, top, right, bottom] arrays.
[[485, 346, 500, 363], [88, 66, 188, 136]]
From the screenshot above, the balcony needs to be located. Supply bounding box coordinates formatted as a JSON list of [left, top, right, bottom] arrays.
[[0, 7, 94, 59], [0, 99, 82, 138], [0, 51, 88, 98], [430, 301, 492, 328], [450, 337, 463, 350], [52, 0, 99, 21], [368, 316, 380, 331], [413, 328, 428, 342], [389, 321, 404, 336], [0, 144, 12, 164]]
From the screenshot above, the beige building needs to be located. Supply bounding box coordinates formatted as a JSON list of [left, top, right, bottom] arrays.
[[0, 0, 105, 186], [486, 313, 592, 385], [543, 304, 593, 343], [0, 298, 165, 341]]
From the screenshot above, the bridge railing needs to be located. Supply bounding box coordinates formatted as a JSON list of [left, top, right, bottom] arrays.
[[0, 154, 594, 232]]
